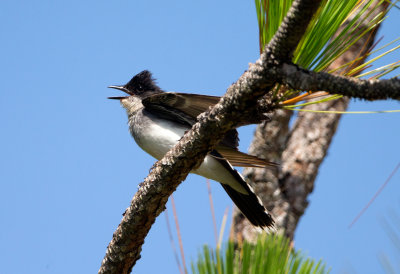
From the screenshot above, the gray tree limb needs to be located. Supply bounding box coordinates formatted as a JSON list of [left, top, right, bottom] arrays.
[[280, 63, 400, 100]]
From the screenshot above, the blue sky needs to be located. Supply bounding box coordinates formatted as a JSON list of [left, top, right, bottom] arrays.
[[1, 1, 399, 273]]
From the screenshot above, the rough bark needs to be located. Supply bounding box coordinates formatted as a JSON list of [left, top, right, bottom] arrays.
[[280, 63, 400, 100], [231, 0, 391, 240]]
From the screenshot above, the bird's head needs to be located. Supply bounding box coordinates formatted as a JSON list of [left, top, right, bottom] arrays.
[[108, 70, 162, 115]]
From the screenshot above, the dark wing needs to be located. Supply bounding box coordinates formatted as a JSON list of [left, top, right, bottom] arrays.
[[220, 129, 239, 148], [214, 146, 279, 168], [142, 92, 220, 119], [142, 92, 239, 147]]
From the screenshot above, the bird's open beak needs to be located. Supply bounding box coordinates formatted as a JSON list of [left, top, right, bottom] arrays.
[[108, 85, 133, 100], [108, 96, 127, 100]]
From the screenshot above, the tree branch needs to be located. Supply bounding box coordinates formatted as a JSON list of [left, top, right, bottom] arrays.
[[280, 63, 400, 100], [266, 0, 322, 61]]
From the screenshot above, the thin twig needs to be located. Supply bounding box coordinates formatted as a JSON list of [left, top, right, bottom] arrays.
[[217, 207, 229, 250], [207, 180, 218, 246], [164, 208, 184, 274], [170, 195, 187, 274], [348, 162, 400, 228]]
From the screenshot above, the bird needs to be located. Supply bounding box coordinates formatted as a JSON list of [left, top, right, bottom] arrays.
[[109, 70, 276, 228]]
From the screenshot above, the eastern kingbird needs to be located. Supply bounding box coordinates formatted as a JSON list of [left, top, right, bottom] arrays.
[[109, 70, 275, 228]]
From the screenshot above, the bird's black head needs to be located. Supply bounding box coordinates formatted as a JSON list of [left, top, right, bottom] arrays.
[[125, 70, 161, 95], [108, 70, 163, 99]]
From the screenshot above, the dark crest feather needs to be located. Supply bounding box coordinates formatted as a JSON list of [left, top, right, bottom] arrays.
[[124, 70, 163, 96]]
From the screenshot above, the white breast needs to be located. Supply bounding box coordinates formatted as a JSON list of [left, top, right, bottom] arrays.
[[130, 112, 188, 160], [129, 110, 247, 194]]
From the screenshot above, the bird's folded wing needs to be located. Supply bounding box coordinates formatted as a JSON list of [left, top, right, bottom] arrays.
[[143, 92, 239, 147], [214, 146, 279, 168], [143, 92, 221, 119]]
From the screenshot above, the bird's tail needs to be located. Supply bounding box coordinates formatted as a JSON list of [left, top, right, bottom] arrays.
[[220, 183, 274, 228], [209, 150, 274, 228]]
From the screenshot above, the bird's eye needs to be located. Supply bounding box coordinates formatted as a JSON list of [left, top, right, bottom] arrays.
[[137, 84, 143, 91]]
